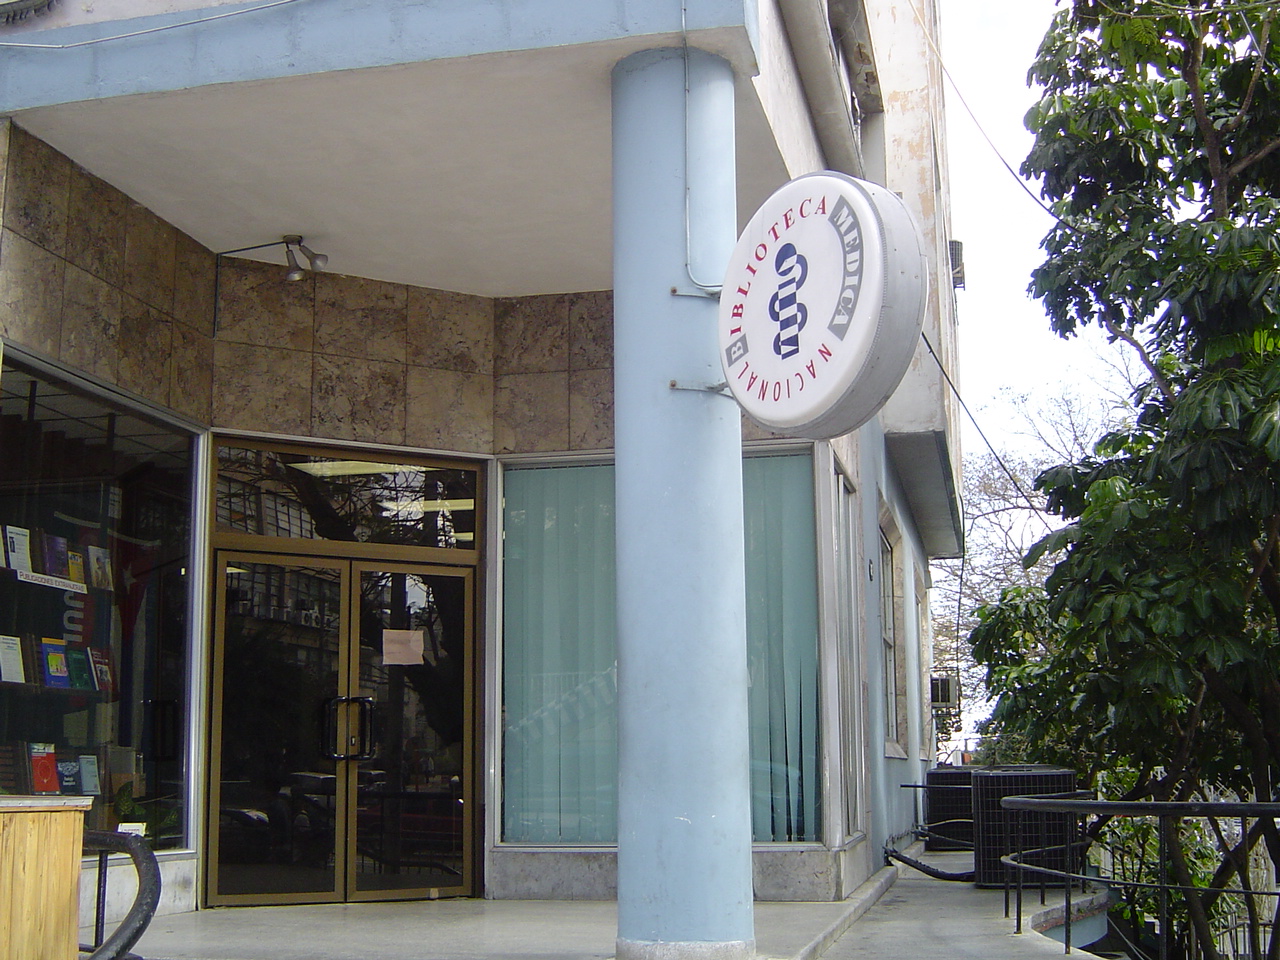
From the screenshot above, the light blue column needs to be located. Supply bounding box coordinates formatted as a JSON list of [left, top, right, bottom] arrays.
[[612, 47, 754, 960]]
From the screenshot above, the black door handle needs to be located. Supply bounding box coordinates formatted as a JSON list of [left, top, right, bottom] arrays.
[[352, 697, 377, 761], [321, 696, 377, 760], [321, 696, 347, 760]]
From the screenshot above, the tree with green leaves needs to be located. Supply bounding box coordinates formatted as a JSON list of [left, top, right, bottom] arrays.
[[968, 1, 1280, 956]]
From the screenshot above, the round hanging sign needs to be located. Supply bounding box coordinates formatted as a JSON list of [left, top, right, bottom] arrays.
[[718, 172, 928, 439]]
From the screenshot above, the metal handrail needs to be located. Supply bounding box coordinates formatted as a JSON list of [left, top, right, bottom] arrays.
[[997, 794, 1280, 959], [81, 830, 162, 960]]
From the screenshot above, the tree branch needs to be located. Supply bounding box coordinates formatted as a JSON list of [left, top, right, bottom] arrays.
[[1103, 313, 1175, 401], [1179, 19, 1229, 217], [1245, 513, 1280, 603], [1224, 9, 1275, 135], [1227, 136, 1280, 183]]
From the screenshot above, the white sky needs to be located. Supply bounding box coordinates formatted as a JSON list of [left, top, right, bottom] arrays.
[[938, 0, 1118, 454]]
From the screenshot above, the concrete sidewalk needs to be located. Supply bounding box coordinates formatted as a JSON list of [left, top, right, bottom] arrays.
[[120, 855, 1093, 960]]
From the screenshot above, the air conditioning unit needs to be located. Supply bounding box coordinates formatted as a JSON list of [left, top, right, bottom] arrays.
[[972, 766, 1078, 888], [948, 239, 966, 289], [925, 766, 974, 851], [931, 675, 959, 708]]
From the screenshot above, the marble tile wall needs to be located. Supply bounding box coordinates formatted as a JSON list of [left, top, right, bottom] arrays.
[[0, 122, 620, 457], [0, 121, 216, 422], [493, 290, 614, 454]]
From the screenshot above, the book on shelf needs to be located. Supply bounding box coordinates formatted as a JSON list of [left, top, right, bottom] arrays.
[[87, 545, 113, 590], [0, 741, 29, 793], [42, 534, 69, 579], [28, 742, 60, 793], [4, 525, 32, 573], [0, 634, 25, 683], [65, 644, 96, 690], [89, 647, 115, 696], [67, 549, 85, 584], [40, 637, 71, 688], [56, 755, 82, 794], [79, 753, 102, 795]]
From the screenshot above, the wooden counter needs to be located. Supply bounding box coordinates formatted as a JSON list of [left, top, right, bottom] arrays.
[[0, 796, 94, 960]]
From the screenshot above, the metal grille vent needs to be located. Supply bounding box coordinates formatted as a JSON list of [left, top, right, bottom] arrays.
[[972, 766, 1077, 888]]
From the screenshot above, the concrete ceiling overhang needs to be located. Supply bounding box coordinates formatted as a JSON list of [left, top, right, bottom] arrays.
[[885, 430, 963, 559], [9, 35, 791, 298]]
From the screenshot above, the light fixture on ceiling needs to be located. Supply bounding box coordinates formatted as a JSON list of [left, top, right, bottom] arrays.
[[285, 235, 329, 274], [212, 234, 331, 334]]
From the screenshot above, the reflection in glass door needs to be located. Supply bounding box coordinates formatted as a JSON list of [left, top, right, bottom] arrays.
[[349, 565, 471, 898], [209, 555, 346, 903], [209, 554, 472, 905]]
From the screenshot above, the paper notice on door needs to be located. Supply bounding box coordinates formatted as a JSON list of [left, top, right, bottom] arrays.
[[382, 629, 425, 665]]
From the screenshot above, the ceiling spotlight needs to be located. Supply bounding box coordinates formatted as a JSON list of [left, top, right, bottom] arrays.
[[283, 241, 307, 282], [285, 235, 327, 273]]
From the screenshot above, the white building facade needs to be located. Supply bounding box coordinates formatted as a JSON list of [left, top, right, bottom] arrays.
[[0, 0, 961, 954]]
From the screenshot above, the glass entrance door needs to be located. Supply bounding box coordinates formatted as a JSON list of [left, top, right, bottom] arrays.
[[208, 554, 473, 905], [348, 564, 472, 898]]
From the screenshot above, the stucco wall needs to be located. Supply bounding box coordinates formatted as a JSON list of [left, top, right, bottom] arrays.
[[0, 121, 619, 456]]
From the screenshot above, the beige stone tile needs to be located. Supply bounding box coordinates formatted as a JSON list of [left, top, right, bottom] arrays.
[[215, 257, 314, 351], [212, 341, 312, 435], [315, 273, 407, 362], [170, 322, 214, 424], [405, 367, 493, 454], [66, 165, 127, 286], [60, 264, 121, 382], [407, 287, 493, 374], [4, 125, 69, 255], [569, 368, 613, 451], [0, 227, 65, 356], [494, 294, 569, 375], [118, 296, 173, 407], [569, 290, 613, 371], [494, 371, 569, 454], [122, 201, 177, 313], [312, 353, 406, 445], [741, 412, 789, 442], [173, 231, 216, 337]]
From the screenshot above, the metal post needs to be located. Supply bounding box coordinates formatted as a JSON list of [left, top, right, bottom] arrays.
[[95, 849, 109, 947], [1159, 815, 1169, 960], [612, 45, 754, 960], [1015, 809, 1024, 933], [1064, 816, 1072, 955]]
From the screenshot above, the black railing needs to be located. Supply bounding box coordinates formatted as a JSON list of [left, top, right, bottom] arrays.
[[1000, 795, 1280, 960], [81, 830, 162, 960]]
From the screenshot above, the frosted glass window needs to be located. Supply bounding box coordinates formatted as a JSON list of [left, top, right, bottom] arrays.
[[501, 465, 618, 843], [744, 455, 821, 841], [500, 455, 821, 843]]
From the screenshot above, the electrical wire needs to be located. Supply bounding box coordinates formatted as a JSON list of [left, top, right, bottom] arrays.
[[0, 0, 308, 49], [920, 331, 1054, 535], [900, 0, 1064, 225]]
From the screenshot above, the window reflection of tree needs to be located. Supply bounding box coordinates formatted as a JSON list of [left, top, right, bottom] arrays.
[[215, 448, 475, 548], [358, 573, 465, 774]]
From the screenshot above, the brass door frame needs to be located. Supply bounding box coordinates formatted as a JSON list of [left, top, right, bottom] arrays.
[[206, 553, 477, 905], [206, 551, 352, 907]]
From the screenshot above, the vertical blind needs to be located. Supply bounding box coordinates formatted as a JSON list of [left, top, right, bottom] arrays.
[[743, 455, 821, 841], [501, 465, 618, 843], [502, 455, 820, 843]]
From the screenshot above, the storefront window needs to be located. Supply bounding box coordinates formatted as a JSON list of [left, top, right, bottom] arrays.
[[0, 354, 193, 848], [500, 454, 820, 844], [216, 445, 477, 549]]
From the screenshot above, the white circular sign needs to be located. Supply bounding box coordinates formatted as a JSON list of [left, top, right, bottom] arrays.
[[718, 172, 928, 439]]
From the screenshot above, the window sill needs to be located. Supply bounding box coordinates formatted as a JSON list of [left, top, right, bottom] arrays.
[[883, 740, 909, 760]]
